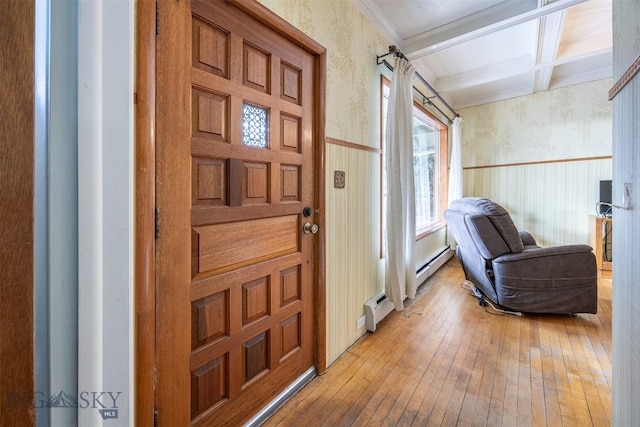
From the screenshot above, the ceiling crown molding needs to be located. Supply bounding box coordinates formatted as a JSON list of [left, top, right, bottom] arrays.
[[350, 0, 403, 49]]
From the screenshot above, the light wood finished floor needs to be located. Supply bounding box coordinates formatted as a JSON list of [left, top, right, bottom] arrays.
[[264, 258, 612, 426]]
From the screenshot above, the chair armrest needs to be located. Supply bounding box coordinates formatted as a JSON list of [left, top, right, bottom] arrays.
[[495, 244, 593, 263], [519, 231, 537, 247], [492, 245, 596, 283]]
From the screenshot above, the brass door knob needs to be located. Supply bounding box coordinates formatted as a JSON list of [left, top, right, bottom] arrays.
[[303, 223, 319, 234]]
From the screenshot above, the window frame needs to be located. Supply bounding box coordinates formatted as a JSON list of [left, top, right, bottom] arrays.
[[380, 76, 449, 258]]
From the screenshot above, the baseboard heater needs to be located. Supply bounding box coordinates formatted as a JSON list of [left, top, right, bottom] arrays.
[[364, 247, 452, 333], [364, 291, 394, 332], [416, 246, 452, 286]]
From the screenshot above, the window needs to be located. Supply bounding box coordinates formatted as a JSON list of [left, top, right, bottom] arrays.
[[381, 76, 448, 254]]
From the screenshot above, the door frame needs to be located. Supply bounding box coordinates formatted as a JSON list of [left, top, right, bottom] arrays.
[[134, 1, 326, 424]]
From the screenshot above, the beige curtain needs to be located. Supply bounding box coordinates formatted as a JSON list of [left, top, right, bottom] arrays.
[[385, 57, 416, 311], [447, 116, 463, 248]]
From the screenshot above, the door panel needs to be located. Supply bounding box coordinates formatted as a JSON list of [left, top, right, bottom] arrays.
[[156, 0, 317, 425]]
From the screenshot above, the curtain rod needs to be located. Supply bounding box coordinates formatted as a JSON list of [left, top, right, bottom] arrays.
[[377, 45, 459, 125]]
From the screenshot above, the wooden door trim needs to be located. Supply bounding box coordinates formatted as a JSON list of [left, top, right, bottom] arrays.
[[134, 0, 327, 422], [228, 0, 325, 55], [314, 49, 327, 373], [0, 1, 35, 425], [134, 1, 156, 425]]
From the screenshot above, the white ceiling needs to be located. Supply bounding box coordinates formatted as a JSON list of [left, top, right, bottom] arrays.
[[353, 0, 612, 113]]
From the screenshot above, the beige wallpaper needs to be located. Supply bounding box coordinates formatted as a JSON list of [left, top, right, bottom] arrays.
[[459, 79, 613, 247], [259, 0, 390, 366], [461, 79, 612, 168], [259, 0, 450, 365], [259, 0, 388, 147]]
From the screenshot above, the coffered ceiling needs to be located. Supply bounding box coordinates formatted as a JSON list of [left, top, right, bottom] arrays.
[[354, 0, 612, 111]]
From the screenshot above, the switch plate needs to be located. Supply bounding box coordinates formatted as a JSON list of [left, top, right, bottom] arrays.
[[334, 170, 345, 189], [623, 182, 632, 209]]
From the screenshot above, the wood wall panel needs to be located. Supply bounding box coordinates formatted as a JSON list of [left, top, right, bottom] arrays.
[[193, 88, 229, 141], [191, 356, 229, 418], [244, 332, 269, 382], [280, 165, 300, 202], [191, 253, 301, 301], [192, 157, 227, 206], [280, 62, 301, 104], [243, 43, 270, 93], [243, 161, 269, 204], [193, 215, 298, 275], [280, 265, 300, 307], [242, 276, 270, 326], [192, 291, 229, 349], [281, 114, 300, 152], [280, 314, 301, 360], [193, 17, 229, 78]]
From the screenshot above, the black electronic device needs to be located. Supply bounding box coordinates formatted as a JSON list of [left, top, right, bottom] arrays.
[[599, 179, 612, 216]]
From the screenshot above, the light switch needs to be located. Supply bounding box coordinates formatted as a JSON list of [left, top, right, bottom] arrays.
[[334, 170, 345, 189]]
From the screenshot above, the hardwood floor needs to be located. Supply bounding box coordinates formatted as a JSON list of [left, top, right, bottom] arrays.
[[264, 258, 612, 426]]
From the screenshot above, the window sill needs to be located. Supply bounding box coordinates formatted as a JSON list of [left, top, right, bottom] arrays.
[[416, 222, 446, 241]]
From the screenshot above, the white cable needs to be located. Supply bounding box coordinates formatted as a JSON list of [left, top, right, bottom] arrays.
[[483, 298, 523, 317], [461, 280, 523, 317]]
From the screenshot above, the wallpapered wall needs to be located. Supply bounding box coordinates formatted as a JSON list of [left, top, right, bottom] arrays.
[[461, 79, 612, 167], [611, 0, 640, 424], [260, 0, 387, 146], [259, 0, 387, 366], [258, 0, 451, 365], [459, 79, 613, 247]]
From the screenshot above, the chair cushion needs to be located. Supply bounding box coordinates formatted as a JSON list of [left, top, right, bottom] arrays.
[[449, 197, 524, 253], [464, 214, 510, 259]]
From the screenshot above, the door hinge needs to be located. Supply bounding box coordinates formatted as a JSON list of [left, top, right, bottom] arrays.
[[154, 409, 159, 426], [155, 2, 159, 36], [154, 207, 160, 238]]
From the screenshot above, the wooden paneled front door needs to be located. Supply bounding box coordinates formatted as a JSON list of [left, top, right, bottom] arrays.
[[154, 0, 324, 425]]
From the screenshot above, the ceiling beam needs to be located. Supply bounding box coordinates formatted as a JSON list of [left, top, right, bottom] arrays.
[[433, 55, 533, 92], [404, 0, 588, 59], [431, 49, 611, 93], [533, 10, 566, 92]]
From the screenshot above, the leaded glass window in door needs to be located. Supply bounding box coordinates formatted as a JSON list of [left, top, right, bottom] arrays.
[[242, 103, 268, 148]]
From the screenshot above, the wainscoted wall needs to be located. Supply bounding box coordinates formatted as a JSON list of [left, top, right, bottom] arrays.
[[325, 142, 383, 363], [259, 0, 451, 364], [459, 79, 613, 247], [611, 1, 640, 424], [464, 159, 611, 246]]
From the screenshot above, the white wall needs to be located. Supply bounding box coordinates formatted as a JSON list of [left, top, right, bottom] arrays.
[[39, 1, 135, 425], [46, 1, 79, 425], [611, 1, 640, 425], [459, 80, 613, 246], [77, 1, 134, 424]]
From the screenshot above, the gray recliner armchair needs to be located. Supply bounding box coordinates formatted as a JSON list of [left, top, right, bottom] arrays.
[[444, 197, 597, 314]]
